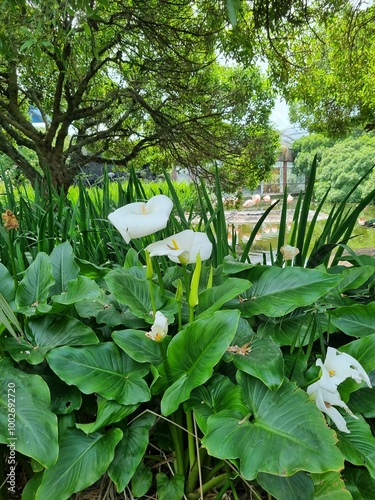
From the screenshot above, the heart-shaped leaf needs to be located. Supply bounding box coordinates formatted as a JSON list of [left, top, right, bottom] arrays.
[[35, 427, 122, 500], [330, 303, 375, 337], [202, 373, 344, 480], [0, 358, 58, 468], [161, 310, 240, 415], [47, 343, 151, 405]]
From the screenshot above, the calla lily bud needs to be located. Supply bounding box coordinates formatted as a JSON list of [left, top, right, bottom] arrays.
[[189, 253, 202, 308], [175, 278, 183, 303], [145, 250, 153, 280]]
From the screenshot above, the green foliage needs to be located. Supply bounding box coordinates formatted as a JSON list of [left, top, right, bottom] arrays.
[[0, 0, 278, 190], [1, 158, 375, 498]]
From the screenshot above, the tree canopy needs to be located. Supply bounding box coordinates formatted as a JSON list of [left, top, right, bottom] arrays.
[[0, 0, 281, 190], [292, 131, 375, 202], [256, 0, 375, 136]]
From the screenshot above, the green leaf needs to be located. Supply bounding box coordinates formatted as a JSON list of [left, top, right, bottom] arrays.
[[257, 314, 318, 347], [131, 462, 153, 498], [344, 466, 375, 500], [35, 427, 123, 500], [349, 385, 375, 417], [312, 471, 352, 499], [185, 373, 248, 433], [0, 358, 58, 468], [47, 343, 151, 405], [15, 252, 55, 316], [231, 337, 284, 389], [161, 310, 240, 415], [0, 262, 15, 302], [106, 268, 177, 321], [196, 277, 251, 319], [330, 303, 375, 337], [232, 267, 341, 318], [257, 471, 314, 500], [49, 241, 80, 296], [108, 412, 155, 492], [202, 374, 344, 480], [339, 336, 375, 383], [76, 395, 138, 434], [336, 414, 375, 478], [335, 265, 375, 293], [52, 276, 101, 304], [156, 472, 185, 500], [47, 376, 82, 415], [113, 328, 169, 365], [2, 315, 99, 364]]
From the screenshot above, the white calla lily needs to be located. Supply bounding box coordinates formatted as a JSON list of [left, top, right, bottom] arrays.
[[108, 194, 173, 243], [146, 311, 168, 342], [321, 347, 372, 388], [145, 229, 212, 264], [307, 380, 357, 433], [280, 245, 300, 261]]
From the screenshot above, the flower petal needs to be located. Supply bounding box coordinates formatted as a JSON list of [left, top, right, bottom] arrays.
[[324, 347, 372, 388]]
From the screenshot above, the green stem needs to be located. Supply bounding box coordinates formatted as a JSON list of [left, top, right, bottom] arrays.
[[154, 259, 165, 296], [186, 411, 196, 469], [148, 278, 156, 315], [186, 473, 229, 500], [169, 413, 185, 475]]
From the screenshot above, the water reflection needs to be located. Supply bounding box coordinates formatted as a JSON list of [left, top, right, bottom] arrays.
[[229, 205, 375, 256]]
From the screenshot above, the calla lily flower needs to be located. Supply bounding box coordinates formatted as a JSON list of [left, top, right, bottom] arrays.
[[146, 229, 212, 264], [146, 311, 168, 342], [307, 380, 357, 433], [318, 347, 372, 388], [108, 194, 173, 243], [280, 245, 300, 261]]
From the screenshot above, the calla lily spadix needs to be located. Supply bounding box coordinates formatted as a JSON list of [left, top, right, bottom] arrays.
[[108, 194, 173, 243], [146, 311, 168, 342], [146, 229, 212, 264]]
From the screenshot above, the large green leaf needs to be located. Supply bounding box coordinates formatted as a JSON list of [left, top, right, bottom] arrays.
[[196, 277, 251, 319], [257, 471, 314, 500], [108, 412, 155, 492], [334, 265, 375, 294], [47, 343, 151, 405], [229, 336, 284, 389], [35, 427, 123, 500], [0, 358, 58, 468], [202, 373, 344, 480], [161, 310, 240, 416], [15, 252, 55, 316], [0, 262, 15, 302], [2, 315, 99, 364], [230, 267, 341, 318], [105, 267, 177, 321], [336, 414, 375, 478], [344, 466, 375, 500], [113, 328, 169, 366], [185, 373, 248, 433], [49, 241, 80, 296], [156, 472, 185, 500], [131, 462, 153, 498], [76, 395, 138, 434], [330, 303, 375, 337], [312, 471, 352, 499], [52, 276, 101, 304]]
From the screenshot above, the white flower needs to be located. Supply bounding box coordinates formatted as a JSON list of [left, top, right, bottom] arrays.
[[108, 195, 173, 243], [280, 245, 300, 261], [319, 347, 372, 388], [307, 380, 357, 433], [146, 311, 168, 342], [145, 229, 212, 264]]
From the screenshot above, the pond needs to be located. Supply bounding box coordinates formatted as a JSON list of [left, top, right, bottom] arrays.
[[226, 204, 375, 259]]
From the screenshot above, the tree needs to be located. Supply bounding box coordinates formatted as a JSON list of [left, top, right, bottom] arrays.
[[258, 1, 375, 136], [0, 0, 279, 191], [293, 132, 375, 202]]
